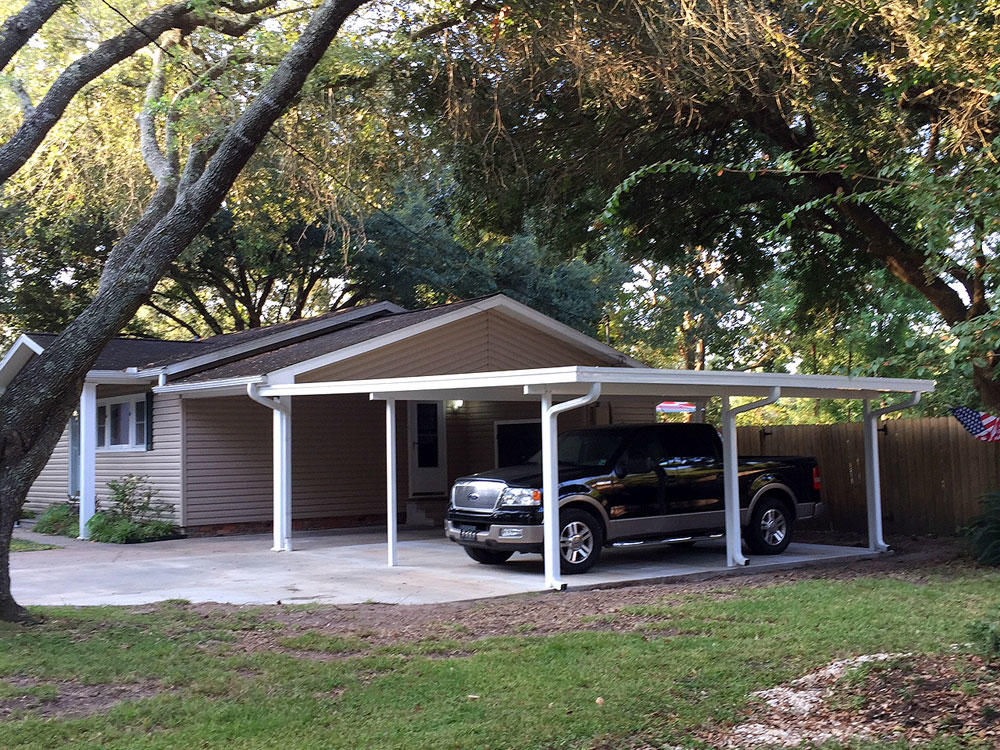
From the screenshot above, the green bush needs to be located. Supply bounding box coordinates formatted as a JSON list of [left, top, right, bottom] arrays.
[[85, 475, 179, 544], [967, 489, 1000, 565], [33, 503, 79, 537], [17, 507, 37, 520], [969, 607, 1000, 664]]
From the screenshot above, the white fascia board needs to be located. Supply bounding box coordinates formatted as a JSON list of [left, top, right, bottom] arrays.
[[153, 375, 264, 395], [258, 366, 584, 398], [137, 301, 406, 379], [256, 364, 933, 403], [0, 334, 44, 390], [84, 370, 157, 384], [265, 295, 637, 383], [568, 366, 935, 395]]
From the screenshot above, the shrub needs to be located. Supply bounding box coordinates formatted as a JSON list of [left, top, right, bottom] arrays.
[[85, 475, 179, 544], [967, 490, 1000, 566], [969, 607, 1000, 664], [33, 503, 79, 537]]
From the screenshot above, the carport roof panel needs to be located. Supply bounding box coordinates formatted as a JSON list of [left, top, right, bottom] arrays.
[[256, 365, 934, 402]]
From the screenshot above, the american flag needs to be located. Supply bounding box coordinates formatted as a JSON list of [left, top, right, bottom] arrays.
[[951, 406, 1000, 441]]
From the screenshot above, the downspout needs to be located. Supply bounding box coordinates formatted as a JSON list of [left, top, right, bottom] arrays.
[[540, 383, 602, 591], [863, 391, 921, 552], [720, 386, 781, 567], [248, 382, 292, 551]]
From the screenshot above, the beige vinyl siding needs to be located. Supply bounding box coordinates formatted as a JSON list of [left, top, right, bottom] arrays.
[[24, 392, 183, 522], [24, 427, 72, 512], [94, 393, 183, 523], [298, 310, 619, 383], [183, 395, 408, 527]]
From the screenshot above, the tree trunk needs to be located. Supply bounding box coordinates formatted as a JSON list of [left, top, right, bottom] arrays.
[[973, 364, 1000, 412], [0, 0, 370, 622]]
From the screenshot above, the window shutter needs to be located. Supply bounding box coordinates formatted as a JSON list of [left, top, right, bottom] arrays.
[[145, 392, 154, 451]]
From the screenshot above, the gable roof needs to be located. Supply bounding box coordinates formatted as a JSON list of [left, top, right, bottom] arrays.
[[1, 295, 640, 393]]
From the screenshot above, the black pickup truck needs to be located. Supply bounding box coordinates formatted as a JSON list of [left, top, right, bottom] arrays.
[[445, 423, 823, 573]]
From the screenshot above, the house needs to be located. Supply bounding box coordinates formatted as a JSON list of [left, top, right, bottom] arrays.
[[4, 294, 657, 535]]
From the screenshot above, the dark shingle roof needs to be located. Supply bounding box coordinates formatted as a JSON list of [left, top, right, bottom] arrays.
[[24, 334, 202, 370], [23, 296, 504, 381], [172, 298, 487, 383]]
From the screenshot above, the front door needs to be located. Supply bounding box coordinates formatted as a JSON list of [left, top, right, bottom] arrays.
[[408, 401, 447, 495]]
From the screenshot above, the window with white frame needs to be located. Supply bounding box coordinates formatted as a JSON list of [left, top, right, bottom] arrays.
[[96, 395, 149, 451]]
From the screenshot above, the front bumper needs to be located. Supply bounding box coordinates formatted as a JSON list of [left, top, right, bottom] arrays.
[[445, 518, 544, 552]]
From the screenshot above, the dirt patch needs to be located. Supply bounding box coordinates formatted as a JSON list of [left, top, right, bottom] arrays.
[[191, 535, 967, 655], [0, 677, 165, 720], [700, 652, 1000, 748]]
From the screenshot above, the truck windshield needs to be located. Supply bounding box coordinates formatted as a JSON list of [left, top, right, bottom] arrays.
[[527, 429, 627, 469]]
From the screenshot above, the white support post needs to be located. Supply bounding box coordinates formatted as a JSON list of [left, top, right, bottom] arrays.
[[540, 392, 560, 591], [720, 387, 781, 567], [247, 384, 292, 552], [862, 392, 920, 553], [273, 396, 292, 552], [386, 398, 398, 567], [538, 383, 602, 591], [78, 382, 97, 539]]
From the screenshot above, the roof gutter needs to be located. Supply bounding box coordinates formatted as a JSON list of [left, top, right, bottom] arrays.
[[153, 375, 264, 395]]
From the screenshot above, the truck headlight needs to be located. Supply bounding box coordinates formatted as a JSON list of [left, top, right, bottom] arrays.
[[499, 487, 542, 507]]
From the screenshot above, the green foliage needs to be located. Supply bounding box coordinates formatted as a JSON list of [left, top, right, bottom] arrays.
[[32, 503, 78, 538], [85, 475, 179, 544], [968, 607, 1000, 663], [966, 490, 1000, 566]]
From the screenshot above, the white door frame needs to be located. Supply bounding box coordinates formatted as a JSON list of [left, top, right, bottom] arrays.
[[407, 401, 448, 495]]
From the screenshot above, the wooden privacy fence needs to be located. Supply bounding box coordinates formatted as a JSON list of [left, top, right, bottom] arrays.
[[736, 417, 999, 535]]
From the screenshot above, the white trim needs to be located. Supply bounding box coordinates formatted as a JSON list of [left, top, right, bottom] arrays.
[[0, 334, 45, 393], [154, 375, 264, 395], [493, 419, 541, 468], [139, 301, 405, 380], [85, 370, 156, 384], [95, 393, 149, 452], [267, 296, 639, 383], [257, 364, 934, 402]]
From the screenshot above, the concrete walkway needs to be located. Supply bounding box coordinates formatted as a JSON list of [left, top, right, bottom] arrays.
[[10, 526, 879, 607]]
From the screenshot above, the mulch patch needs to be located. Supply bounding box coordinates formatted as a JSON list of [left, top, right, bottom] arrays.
[[0, 677, 165, 720], [702, 652, 1000, 748]]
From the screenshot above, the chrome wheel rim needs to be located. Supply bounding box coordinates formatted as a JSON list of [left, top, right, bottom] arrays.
[[761, 508, 787, 546], [560, 521, 594, 564]]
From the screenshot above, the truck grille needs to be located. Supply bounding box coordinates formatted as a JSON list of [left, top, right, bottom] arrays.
[[451, 480, 506, 512]]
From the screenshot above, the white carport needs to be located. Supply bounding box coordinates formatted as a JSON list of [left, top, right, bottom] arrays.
[[251, 366, 933, 592]]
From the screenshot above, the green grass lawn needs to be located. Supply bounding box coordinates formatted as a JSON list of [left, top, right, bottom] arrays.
[[0, 565, 997, 749], [9, 538, 60, 553]]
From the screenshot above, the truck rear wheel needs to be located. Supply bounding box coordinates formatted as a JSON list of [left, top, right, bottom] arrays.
[[464, 547, 513, 565], [746, 496, 793, 554], [559, 509, 603, 574]]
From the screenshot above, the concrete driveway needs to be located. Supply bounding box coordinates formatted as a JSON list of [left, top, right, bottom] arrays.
[[10, 526, 878, 607]]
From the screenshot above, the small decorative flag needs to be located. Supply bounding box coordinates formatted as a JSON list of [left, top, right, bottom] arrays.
[[951, 406, 1000, 441]]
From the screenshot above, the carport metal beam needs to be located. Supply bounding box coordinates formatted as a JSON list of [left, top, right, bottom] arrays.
[[248, 384, 292, 552], [256, 366, 933, 581]]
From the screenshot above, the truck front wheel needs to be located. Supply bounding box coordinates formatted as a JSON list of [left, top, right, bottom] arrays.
[[746, 496, 793, 554], [559, 509, 603, 574], [464, 547, 513, 565]]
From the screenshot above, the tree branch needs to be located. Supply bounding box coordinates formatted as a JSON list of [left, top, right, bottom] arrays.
[[0, 0, 64, 72], [5, 76, 33, 116], [0, 0, 281, 186]]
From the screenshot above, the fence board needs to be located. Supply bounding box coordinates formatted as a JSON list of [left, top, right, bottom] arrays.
[[737, 416, 997, 534]]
